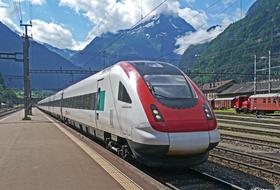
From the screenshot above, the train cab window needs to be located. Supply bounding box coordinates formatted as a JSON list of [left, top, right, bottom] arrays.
[[143, 74, 196, 109], [118, 82, 132, 104], [254, 98, 257, 103]]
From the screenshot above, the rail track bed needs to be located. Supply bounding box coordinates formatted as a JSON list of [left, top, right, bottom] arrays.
[[211, 147, 280, 176], [142, 167, 252, 190], [0, 108, 21, 118], [216, 113, 280, 124], [219, 123, 280, 138], [222, 136, 279, 150], [148, 161, 278, 190], [218, 118, 280, 130], [220, 130, 280, 144], [209, 148, 280, 188], [216, 112, 280, 145]]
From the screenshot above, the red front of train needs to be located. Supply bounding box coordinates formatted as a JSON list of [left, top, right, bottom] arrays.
[[119, 61, 220, 167]]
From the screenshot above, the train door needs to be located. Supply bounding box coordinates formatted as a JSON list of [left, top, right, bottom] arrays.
[[115, 81, 132, 136], [95, 79, 105, 129]]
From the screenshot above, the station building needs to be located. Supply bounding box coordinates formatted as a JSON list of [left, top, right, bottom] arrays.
[[200, 80, 280, 99]]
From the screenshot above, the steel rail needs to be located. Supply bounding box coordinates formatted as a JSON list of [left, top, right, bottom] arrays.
[[0, 108, 21, 118], [221, 133, 280, 145], [221, 136, 279, 149], [210, 154, 280, 177], [189, 169, 246, 190], [215, 147, 280, 164]]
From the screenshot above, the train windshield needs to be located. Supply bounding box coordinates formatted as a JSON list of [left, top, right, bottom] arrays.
[[144, 75, 193, 99]]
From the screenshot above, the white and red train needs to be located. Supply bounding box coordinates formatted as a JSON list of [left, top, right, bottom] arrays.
[[38, 61, 220, 167], [210, 94, 280, 114]]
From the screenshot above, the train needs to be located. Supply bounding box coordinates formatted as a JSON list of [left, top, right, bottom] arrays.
[[210, 94, 280, 114], [37, 60, 220, 167]]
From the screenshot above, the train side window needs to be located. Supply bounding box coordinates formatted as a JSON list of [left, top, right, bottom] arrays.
[[263, 98, 266, 103], [118, 82, 132, 104], [254, 98, 256, 103], [273, 98, 277, 104]]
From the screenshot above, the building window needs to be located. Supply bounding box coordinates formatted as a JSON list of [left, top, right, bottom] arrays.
[[268, 98, 271, 104]]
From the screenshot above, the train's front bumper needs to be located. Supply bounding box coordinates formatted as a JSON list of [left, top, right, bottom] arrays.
[[168, 128, 220, 155], [130, 123, 220, 166]]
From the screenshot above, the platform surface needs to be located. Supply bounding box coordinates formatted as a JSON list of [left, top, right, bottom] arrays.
[[0, 109, 126, 190]]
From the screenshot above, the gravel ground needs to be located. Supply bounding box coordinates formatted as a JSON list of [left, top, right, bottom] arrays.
[[194, 161, 278, 190]]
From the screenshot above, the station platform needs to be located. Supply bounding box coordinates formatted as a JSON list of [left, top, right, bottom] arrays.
[[0, 109, 154, 190]]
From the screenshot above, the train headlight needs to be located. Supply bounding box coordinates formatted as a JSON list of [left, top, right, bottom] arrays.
[[150, 104, 164, 122], [204, 103, 214, 120]]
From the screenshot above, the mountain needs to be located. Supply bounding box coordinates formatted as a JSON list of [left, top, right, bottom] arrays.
[[71, 13, 195, 69], [180, 0, 280, 84], [44, 43, 77, 61], [0, 22, 84, 90]]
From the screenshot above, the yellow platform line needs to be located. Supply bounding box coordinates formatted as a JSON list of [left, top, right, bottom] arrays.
[[42, 112, 143, 190]]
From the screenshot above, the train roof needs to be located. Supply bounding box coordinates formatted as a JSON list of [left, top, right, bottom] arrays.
[[250, 93, 280, 98], [128, 61, 182, 76]]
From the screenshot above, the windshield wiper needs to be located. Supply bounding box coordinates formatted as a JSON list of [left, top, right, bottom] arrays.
[[147, 83, 189, 99], [153, 92, 189, 100]]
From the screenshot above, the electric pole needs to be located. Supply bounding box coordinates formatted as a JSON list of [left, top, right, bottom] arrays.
[[268, 50, 271, 93], [254, 54, 257, 95], [21, 22, 32, 119], [103, 50, 106, 69]]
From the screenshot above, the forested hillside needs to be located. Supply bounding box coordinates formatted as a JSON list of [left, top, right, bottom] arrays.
[[180, 0, 280, 83]]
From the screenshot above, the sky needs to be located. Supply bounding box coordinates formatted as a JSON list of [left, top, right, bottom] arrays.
[[0, 0, 256, 52]]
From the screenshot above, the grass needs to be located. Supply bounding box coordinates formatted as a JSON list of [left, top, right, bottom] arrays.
[[214, 109, 236, 114]]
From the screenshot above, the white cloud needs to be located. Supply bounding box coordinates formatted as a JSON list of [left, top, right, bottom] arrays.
[[0, 1, 22, 34], [178, 7, 208, 29], [29, 0, 46, 5], [174, 26, 225, 55], [32, 19, 82, 50], [186, 0, 196, 4]]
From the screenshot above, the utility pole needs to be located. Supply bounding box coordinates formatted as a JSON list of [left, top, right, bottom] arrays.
[[21, 22, 32, 119], [254, 55, 257, 95], [103, 50, 106, 69], [268, 50, 271, 93]]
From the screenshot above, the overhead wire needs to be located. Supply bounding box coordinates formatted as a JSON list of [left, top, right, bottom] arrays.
[[18, 0, 22, 22]]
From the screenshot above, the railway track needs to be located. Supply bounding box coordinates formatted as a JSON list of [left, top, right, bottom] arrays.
[[219, 123, 280, 138], [220, 132, 280, 145], [222, 136, 279, 149], [148, 168, 245, 190], [216, 112, 280, 145], [216, 113, 280, 125], [210, 147, 280, 178], [0, 108, 21, 118]]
